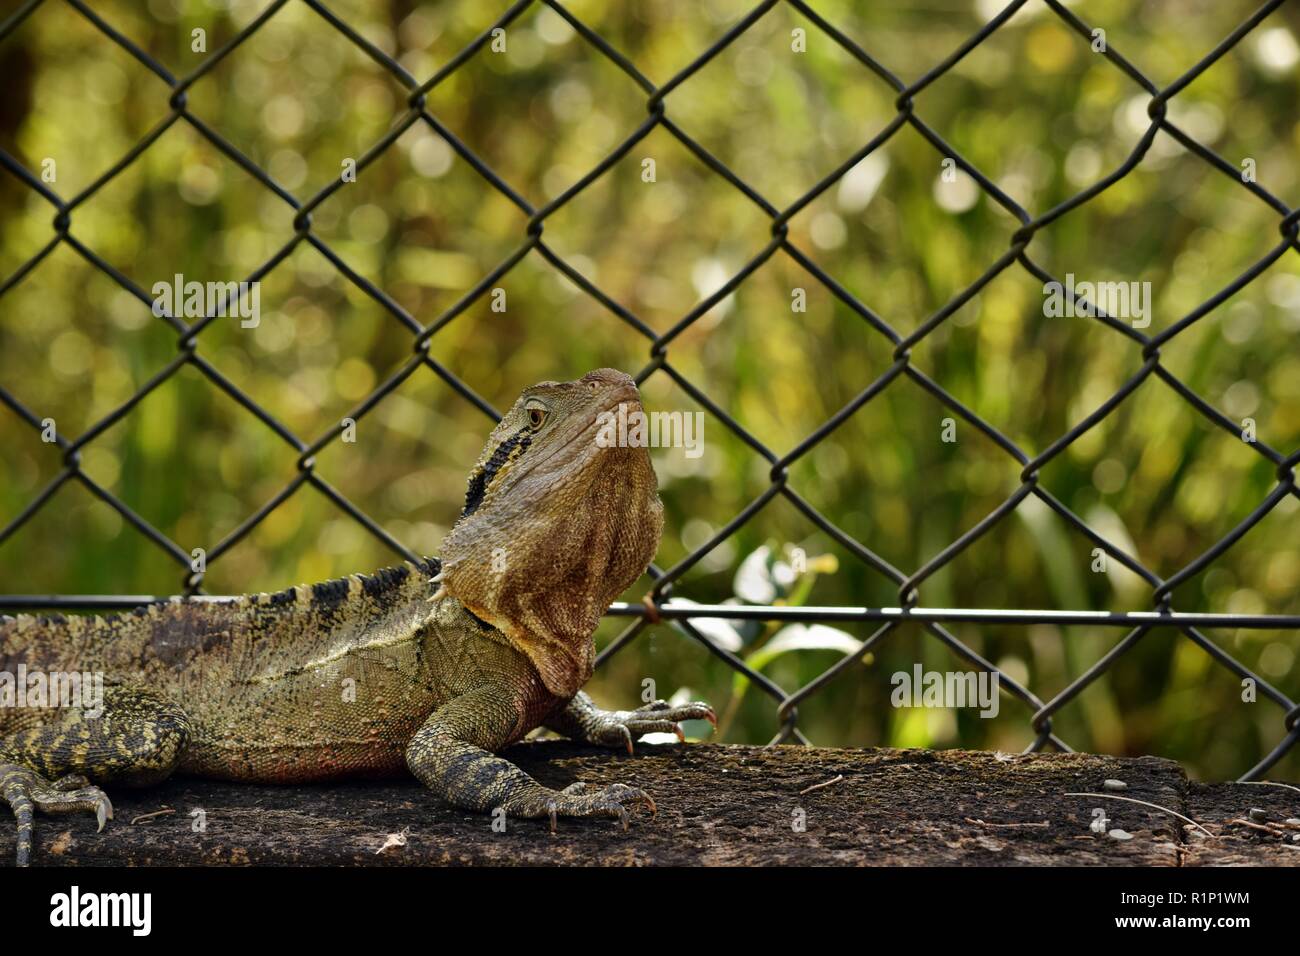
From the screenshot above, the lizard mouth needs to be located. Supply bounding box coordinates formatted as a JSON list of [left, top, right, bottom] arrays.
[[599, 383, 642, 418], [578, 385, 643, 448]]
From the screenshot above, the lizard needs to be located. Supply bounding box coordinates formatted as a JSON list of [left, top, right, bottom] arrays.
[[0, 367, 714, 866]]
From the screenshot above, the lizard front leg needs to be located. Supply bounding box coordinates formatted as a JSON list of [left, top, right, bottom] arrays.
[[545, 690, 716, 754], [2, 685, 190, 866], [406, 685, 655, 831]]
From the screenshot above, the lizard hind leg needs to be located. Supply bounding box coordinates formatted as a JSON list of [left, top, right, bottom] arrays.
[[0, 685, 191, 866]]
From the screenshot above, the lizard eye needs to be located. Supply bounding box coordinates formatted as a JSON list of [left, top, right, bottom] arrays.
[[525, 402, 548, 429]]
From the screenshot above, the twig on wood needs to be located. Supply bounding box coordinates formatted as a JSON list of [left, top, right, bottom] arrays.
[[129, 807, 176, 825], [799, 774, 844, 796], [1237, 780, 1300, 796], [1226, 817, 1288, 836], [964, 817, 1049, 828], [1064, 792, 1214, 838]]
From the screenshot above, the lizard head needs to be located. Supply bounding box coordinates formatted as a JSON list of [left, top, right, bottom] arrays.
[[438, 368, 664, 697]]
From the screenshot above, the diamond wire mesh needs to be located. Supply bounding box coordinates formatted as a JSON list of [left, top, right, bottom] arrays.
[[1, 0, 1299, 778]]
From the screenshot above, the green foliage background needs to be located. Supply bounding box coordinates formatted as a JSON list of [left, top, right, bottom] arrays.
[[2, 0, 1300, 779]]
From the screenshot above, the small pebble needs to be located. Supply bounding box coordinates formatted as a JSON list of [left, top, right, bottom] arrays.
[[1285, 818, 1300, 826], [1293, 834, 1300, 843], [1108, 828, 1134, 841], [1249, 808, 1268, 823], [1103, 779, 1127, 792]]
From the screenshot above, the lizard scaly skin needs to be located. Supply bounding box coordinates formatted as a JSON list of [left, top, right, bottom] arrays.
[[0, 368, 714, 865]]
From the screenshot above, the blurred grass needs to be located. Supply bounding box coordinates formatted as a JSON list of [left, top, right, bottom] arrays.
[[2, 0, 1300, 779]]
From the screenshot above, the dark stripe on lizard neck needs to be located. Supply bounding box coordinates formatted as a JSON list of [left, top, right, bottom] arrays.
[[462, 429, 531, 518]]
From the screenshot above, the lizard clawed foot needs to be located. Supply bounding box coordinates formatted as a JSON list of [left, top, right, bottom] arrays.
[[547, 782, 656, 833], [501, 782, 657, 834], [2, 764, 114, 866], [587, 699, 717, 754]]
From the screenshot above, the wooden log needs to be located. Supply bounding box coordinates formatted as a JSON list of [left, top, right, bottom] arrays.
[[4, 743, 1296, 866]]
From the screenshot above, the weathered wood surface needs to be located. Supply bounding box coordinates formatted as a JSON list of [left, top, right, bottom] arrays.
[[5, 743, 1298, 866]]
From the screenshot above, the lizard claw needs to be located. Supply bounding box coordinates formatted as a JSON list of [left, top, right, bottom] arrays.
[[95, 793, 114, 832]]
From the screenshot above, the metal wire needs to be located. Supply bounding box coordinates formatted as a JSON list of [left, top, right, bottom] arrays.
[[2, 0, 1298, 778]]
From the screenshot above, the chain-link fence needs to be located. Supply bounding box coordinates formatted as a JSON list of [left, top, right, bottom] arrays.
[[2, 0, 1298, 780]]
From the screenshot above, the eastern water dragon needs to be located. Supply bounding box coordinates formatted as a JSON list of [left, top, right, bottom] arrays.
[[0, 368, 714, 865]]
